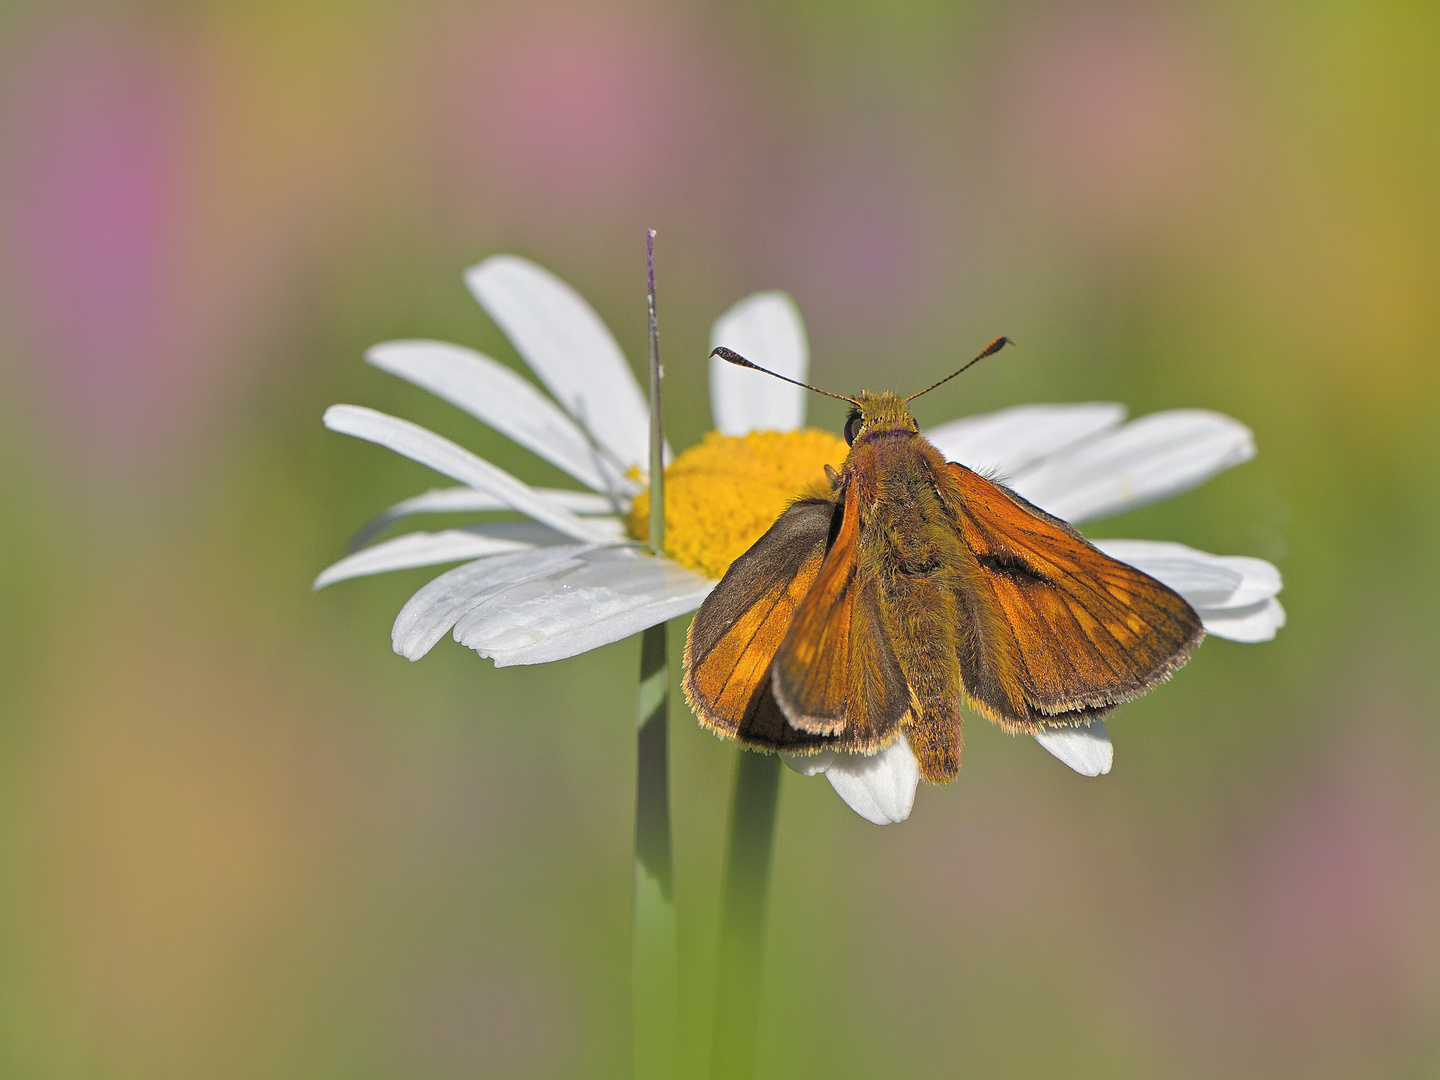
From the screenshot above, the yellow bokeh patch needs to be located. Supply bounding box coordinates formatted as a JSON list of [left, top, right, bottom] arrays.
[[627, 428, 848, 580]]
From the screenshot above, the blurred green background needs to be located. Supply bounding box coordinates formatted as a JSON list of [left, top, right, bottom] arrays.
[[1, 2, 1438, 1077]]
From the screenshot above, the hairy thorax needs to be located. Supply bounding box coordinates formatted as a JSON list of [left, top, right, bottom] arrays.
[[847, 424, 969, 581]]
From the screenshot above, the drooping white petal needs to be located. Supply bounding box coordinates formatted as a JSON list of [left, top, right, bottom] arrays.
[[347, 486, 619, 551], [1093, 539, 1285, 642], [316, 522, 570, 590], [926, 403, 1127, 476], [367, 340, 634, 495], [392, 546, 596, 661], [465, 255, 660, 471], [1033, 719, 1113, 776], [779, 748, 837, 776], [821, 734, 920, 825], [452, 547, 714, 666], [709, 291, 809, 435], [1190, 597, 1287, 643], [323, 405, 616, 544], [1009, 410, 1255, 524]]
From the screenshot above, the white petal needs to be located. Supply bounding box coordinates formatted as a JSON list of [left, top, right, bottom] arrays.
[[392, 546, 595, 661], [323, 405, 616, 544], [316, 523, 569, 589], [1094, 539, 1284, 641], [347, 486, 619, 551], [367, 340, 634, 496], [779, 748, 837, 776], [453, 547, 714, 666], [1033, 719, 1113, 776], [465, 255, 658, 472], [1195, 597, 1287, 643], [926, 403, 1127, 476], [1008, 410, 1255, 523], [822, 734, 920, 825], [1092, 540, 1285, 640], [709, 291, 809, 435], [1092, 539, 1282, 610], [1093, 538, 1244, 608]]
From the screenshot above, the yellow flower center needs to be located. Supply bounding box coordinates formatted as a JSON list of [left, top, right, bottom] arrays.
[[627, 428, 849, 579]]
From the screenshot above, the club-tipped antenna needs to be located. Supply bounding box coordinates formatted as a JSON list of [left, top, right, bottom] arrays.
[[710, 346, 860, 406], [904, 336, 1014, 403]]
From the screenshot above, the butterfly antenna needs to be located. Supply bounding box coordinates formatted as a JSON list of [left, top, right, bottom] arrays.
[[710, 347, 860, 405], [904, 336, 1014, 403]]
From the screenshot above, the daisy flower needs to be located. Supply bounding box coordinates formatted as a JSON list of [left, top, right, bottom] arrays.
[[318, 255, 1284, 824]]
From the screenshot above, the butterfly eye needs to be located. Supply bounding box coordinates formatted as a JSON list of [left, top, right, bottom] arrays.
[[844, 410, 863, 445]]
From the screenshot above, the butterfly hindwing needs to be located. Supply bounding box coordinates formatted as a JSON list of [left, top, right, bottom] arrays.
[[943, 462, 1204, 729]]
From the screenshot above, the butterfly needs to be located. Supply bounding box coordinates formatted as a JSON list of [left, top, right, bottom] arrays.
[[682, 339, 1204, 783]]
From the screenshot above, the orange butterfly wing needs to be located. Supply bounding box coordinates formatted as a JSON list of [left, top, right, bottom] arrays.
[[943, 461, 1204, 730], [683, 498, 842, 751], [772, 480, 913, 751]]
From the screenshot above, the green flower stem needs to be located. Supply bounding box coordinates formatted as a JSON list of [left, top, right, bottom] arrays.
[[710, 750, 782, 1080], [632, 229, 677, 1079], [633, 622, 677, 1079]]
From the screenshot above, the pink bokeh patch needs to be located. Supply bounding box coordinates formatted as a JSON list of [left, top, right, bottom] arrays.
[[995, 5, 1218, 228], [1238, 721, 1440, 1039], [777, 146, 935, 341], [0, 20, 199, 465], [433, 4, 708, 210]]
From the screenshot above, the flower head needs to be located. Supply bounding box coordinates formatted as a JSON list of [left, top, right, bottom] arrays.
[[319, 255, 1283, 824], [627, 429, 845, 579]]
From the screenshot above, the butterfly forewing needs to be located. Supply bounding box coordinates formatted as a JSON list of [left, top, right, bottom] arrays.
[[773, 481, 913, 748], [684, 497, 840, 749], [942, 461, 1204, 728]]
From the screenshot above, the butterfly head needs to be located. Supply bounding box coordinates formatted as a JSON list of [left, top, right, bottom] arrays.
[[844, 392, 918, 446]]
